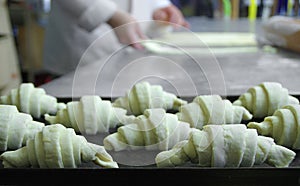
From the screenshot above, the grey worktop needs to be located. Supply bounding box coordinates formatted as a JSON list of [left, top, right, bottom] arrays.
[[40, 17, 300, 99]]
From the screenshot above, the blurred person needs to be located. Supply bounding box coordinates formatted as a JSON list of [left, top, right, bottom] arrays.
[[42, 0, 189, 78]]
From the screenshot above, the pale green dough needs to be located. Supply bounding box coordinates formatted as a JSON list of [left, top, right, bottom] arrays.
[[141, 32, 262, 55], [223, 125, 246, 167], [247, 104, 300, 149], [141, 41, 260, 55], [0, 124, 118, 168], [33, 132, 47, 167], [0, 83, 66, 118], [42, 124, 63, 168], [276, 109, 296, 147], [176, 95, 253, 129], [206, 125, 226, 167], [150, 32, 258, 47], [249, 86, 268, 118], [191, 130, 211, 166], [254, 136, 274, 165], [59, 128, 76, 167], [155, 124, 296, 168], [112, 81, 187, 116], [233, 82, 299, 118], [240, 129, 257, 167], [177, 102, 205, 129], [103, 108, 192, 151], [156, 140, 190, 167], [45, 95, 135, 135], [0, 105, 44, 151], [0, 105, 18, 151]]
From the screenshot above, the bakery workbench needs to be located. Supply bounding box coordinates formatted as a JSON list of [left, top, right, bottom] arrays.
[[15, 17, 300, 185], [40, 17, 300, 99]]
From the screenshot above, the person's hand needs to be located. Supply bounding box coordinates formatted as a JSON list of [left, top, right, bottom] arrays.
[[107, 10, 146, 50], [152, 4, 190, 29]]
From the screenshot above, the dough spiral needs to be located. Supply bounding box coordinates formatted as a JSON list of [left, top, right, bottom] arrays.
[[233, 82, 299, 118], [103, 108, 191, 151], [248, 104, 300, 149], [45, 95, 135, 135], [176, 95, 253, 129], [0, 124, 118, 168], [0, 83, 66, 118], [112, 82, 187, 115], [155, 124, 295, 168], [0, 105, 44, 151]]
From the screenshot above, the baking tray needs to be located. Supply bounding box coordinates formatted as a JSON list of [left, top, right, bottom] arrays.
[[0, 95, 299, 185]]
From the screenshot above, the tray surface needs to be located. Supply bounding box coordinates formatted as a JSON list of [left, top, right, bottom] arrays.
[[1, 95, 300, 185]]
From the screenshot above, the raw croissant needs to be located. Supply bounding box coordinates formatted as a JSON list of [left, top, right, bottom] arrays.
[[0, 124, 119, 168], [45, 95, 135, 135], [176, 95, 253, 129], [247, 104, 300, 150], [233, 82, 299, 118], [0, 105, 44, 151], [0, 83, 66, 118], [103, 108, 192, 151], [112, 81, 187, 115], [155, 124, 296, 168]]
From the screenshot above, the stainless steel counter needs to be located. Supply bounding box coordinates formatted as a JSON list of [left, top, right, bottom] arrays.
[[40, 17, 300, 98]]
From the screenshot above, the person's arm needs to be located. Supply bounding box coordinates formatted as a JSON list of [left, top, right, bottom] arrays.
[[56, 0, 146, 49], [107, 10, 146, 50], [55, 0, 117, 32]]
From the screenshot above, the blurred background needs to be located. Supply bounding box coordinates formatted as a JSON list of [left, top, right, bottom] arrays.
[[1, 0, 300, 95]]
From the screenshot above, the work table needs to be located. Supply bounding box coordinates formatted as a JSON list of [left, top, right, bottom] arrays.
[[40, 17, 300, 99]]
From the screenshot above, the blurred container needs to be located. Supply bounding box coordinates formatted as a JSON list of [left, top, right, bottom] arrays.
[[260, 15, 300, 53]]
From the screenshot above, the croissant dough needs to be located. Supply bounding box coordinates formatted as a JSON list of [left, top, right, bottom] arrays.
[[248, 104, 300, 149], [45, 95, 135, 135], [103, 108, 192, 151], [0, 83, 66, 118], [0, 124, 118, 168], [112, 81, 187, 115], [233, 82, 299, 118], [0, 105, 44, 151], [155, 124, 296, 168], [176, 95, 253, 129]]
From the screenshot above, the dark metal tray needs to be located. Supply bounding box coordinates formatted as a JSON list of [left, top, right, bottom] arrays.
[[0, 95, 300, 185]]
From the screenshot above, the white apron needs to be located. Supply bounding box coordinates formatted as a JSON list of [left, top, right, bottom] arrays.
[[42, 0, 171, 75]]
